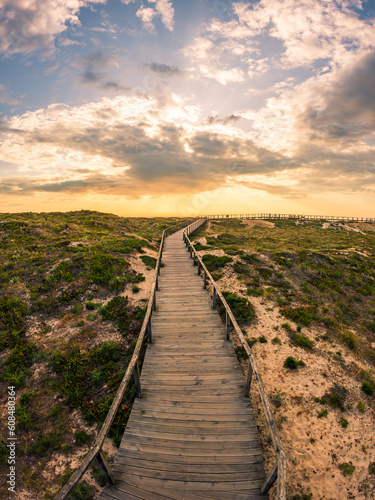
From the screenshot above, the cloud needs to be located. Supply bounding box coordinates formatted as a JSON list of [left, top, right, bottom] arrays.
[[297, 50, 375, 141], [136, 6, 157, 33], [136, 0, 174, 33], [146, 62, 181, 75], [149, 0, 174, 32], [182, 37, 246, 85], [234, 0, 375, 68], [0, 0, 105, 56], [1, 85, 374, 203], [182, 0, 375, 85]]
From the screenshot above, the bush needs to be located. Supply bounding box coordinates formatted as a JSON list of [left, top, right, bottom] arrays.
[[140, 255, 157, 268], [258, 336, 268, 343], [362, 381, 375, 396], [280, 306, 320, 326], [202, 254, 233, 272], [369, 462, 375, 475], [30, 431, 62, 456], [132, 285, 140, 293], [294, 334, 313, 350], [340, 418, 349, 428], [358, 402, 365, 413], [325, 384, 347, 410], [284, 356, 305, 369], [85, 301, 99, 310], [221, 292, 255, 325], [341, 331, 359, 351], [338, 462, 355, 476], [74, 430, 90, 446], [272, 337, 282, 345]]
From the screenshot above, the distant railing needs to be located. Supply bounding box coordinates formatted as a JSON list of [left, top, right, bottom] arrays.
[[54, 218, 194, 500], [183, 218, 287, 500], [202, 213, 375, 223]]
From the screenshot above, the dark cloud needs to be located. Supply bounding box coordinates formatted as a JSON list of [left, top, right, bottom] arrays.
[[82, 70, 100, 83], [206, 114, 241, 124], [299, 51, 375, 141], [146, 63, 181, 75]]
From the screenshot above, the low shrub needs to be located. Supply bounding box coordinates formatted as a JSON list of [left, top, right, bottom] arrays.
[[362, 381, 375, 396], [221, 292, 255, 325], [74, 430, 90, 446], [284, 356, 305, 369], [293, 334, 313, 350], [202, 254, 233, 272], [340, 418, 349, 428], [338, 462, 355, 476], [140, 255, 157, 268]]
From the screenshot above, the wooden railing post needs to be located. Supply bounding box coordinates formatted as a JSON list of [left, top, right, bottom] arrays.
[[153, 290, 156, 311], [133, 361, 141, 398], [245, 360, 253, 397], [197, 261, 201, 274], [203, 270, 207, 289], [261, 460, 278, 494], [226, 312, 231, 340], [96, 451, 115, 485], [147, 319, 152, 344], [155, 275, 159, 291], [212, 287, 216, 309]]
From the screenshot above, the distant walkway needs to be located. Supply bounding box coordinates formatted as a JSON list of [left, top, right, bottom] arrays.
[[99, 229, 267, 500], [202, 213, 375, 223]]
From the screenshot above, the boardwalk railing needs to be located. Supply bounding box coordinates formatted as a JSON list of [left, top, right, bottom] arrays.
[[183, 218, 287, 500], [202, 213, 375, 223], [54, 218, 194, 500]]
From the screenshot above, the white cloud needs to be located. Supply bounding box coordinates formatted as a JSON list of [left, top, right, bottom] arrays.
[[149, 0, 174, 31], [136, 0, 174, 33], [136, 6, 157, 33], [234, 0, 375, 68], [0, 0, 105, 56]]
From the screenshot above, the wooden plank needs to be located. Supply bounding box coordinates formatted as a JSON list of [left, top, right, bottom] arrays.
[[120, 443, 264, 460], [116, 449, 264, 465], [114, 476, 263, 493], [114, 456, 264, 474], [113, 464, 265, 483]]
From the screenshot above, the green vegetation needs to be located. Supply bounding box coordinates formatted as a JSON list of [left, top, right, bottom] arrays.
[[284, 356, 305, 369], [194, 218, 375, 367], [340, 418, 349, 428], [358, 402, 366, 413], [202, 254, 233, 272], [74, 430, 90, 446], [324, 384, 347, 410], [317, 409, 328, 418], [220, 292, 255, 325], [338, 462, 356, 476], [292, 494, 312, 500], [369, 462, 375, 475], [293, 333, 313, 349], [361, 380, 375, 396], [140, 255, 157, 268]]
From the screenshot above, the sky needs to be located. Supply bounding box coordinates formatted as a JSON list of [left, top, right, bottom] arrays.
[[0, 0, 374, 217]]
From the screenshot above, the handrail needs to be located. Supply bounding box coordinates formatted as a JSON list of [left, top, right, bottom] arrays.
[[183, 218, 287, 500], [201, 213, 375, 223], [54, 218, 194, 499]]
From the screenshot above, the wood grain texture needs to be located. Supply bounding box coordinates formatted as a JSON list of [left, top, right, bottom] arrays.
[[98, 228, 267, 500]]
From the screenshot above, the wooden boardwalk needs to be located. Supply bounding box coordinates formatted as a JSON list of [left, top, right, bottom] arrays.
[[99, 230, 267, 500]]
